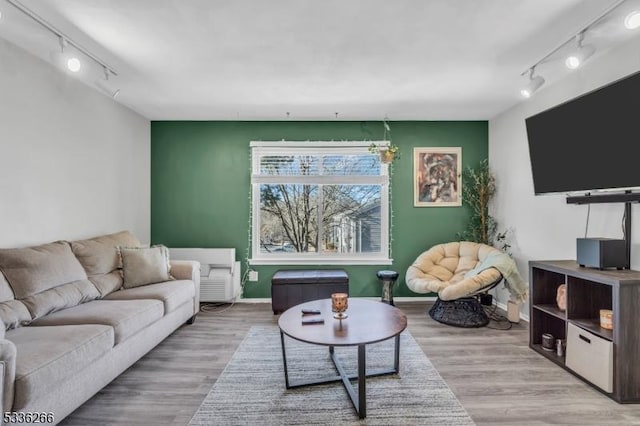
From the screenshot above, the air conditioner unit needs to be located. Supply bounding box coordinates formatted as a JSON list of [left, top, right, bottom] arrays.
[[169, 248, 241, 302]]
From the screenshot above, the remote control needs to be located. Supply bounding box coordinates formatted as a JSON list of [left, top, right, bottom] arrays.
[[302, 318, 324, 325], [301, 309, 321, 315]]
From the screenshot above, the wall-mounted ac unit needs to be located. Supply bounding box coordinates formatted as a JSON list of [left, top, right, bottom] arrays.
[[170, 248, 240, 302]]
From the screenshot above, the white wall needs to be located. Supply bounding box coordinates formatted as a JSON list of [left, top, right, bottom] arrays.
[[489, 35, 640, 315], [0, 37, 150, 247]]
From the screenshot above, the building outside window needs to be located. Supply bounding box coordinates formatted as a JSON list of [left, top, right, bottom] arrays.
[[250, 141, 391, 265]]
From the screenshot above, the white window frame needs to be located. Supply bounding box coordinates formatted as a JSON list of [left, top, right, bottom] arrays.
[[249, 141, 391, 265]]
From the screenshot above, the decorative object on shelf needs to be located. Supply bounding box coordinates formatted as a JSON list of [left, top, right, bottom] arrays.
[[542, 333, 555, 351], [413, 147, 462, 207], [556, 338, 565, 357], [331, 292, 348, 319], [600, 309, 613, 330], [556, 284, 567, 311]]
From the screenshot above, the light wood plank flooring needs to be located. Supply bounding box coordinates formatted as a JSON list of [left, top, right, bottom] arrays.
[[60, 302, 640, 425]]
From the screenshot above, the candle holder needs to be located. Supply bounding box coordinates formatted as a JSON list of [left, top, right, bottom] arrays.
[[331, 293, 348, 320]]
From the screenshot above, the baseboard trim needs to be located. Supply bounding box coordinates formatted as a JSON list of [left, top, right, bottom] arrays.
[[236, 298, 271, 303], [205, 296, 531, 323], [223, 296, 530, 322], [235, 296, 437, 304]]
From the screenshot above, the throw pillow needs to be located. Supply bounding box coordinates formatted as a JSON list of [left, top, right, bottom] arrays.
[[71, 230, 141, 297], [119, 245, 173, 289]]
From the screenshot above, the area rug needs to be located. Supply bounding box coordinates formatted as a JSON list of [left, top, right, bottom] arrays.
[[189, 325, 474, 425]]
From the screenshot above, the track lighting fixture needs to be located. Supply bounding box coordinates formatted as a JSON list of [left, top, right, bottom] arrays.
[[7, 0, 118, 90], [520, 67, 545, 99], [95, 67, 120, 98], [519, 0, 628, 99], [625, 10, 640, 30], [565, 33, 595, 70]]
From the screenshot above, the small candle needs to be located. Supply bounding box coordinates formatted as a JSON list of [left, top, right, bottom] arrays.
[[331, 293, 348, 319], [600, 309, 613, 330]]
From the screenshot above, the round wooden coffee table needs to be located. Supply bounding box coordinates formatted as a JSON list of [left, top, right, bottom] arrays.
[[278, 298, 407, 419]]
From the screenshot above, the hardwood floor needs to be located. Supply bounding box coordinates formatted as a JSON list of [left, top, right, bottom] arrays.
[[61, 301, 640, 425]]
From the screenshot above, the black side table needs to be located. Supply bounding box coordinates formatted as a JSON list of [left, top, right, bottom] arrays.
[[377, 270, 399, 305]]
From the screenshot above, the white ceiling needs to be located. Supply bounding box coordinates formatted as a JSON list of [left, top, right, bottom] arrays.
[[1, 0, 639, 120]]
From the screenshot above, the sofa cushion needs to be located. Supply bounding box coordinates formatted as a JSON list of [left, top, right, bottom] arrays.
[[119, 245, 172, 289], [7, 324, 114, 411], [105, 280, 196, 314], [29, 299, 164, 345], [0, 273, 30, 330], [71, 231, 141, 297], [0, 241, 99, 319]]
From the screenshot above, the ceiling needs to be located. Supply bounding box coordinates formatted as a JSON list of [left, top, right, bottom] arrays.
[[1, 0, 639, 120]]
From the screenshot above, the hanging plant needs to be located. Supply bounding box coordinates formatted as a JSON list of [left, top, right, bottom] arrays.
[[369, 143, 400, 163], [368, 117, 400, 163]]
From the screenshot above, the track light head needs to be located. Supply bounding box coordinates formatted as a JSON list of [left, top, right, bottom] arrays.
[[565, 44, 595, 69], [625, 11, 640, 29], [565, 33, 595, 70], [520, 69, 545, 98], [95, 67, 120, 98], [50, 37, 81, 73]]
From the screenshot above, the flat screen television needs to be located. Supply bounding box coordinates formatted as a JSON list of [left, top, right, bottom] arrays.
[[525, 70, 640, 195]]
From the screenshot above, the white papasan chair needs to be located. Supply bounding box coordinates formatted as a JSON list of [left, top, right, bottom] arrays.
[[405, 241, 528, 327]]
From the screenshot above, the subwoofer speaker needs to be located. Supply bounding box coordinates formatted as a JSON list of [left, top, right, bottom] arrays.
[[576, 238, 627, 269]]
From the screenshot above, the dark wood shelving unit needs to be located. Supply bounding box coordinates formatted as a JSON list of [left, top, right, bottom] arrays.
[[529, 260, 640, 403]]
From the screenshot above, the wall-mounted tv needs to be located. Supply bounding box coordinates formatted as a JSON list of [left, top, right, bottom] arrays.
[[525, 70, 640, 195]]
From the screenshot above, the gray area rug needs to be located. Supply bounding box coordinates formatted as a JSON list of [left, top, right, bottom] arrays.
[[189, 325, 474, 425]]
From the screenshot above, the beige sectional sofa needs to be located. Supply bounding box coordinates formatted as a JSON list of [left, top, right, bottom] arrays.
[[0, 231, 200, 425]]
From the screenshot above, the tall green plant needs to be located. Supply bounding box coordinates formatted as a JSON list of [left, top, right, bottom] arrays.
[[458, 159, 497, 245]]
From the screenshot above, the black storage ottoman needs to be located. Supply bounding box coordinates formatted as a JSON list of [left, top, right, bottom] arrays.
[[271, 269, 349, 314]]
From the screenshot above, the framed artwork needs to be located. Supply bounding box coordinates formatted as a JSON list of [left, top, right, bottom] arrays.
[[413, 147, 462, 207]]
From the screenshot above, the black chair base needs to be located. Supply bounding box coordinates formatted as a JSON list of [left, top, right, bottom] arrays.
[[428, 297, 489, 328]]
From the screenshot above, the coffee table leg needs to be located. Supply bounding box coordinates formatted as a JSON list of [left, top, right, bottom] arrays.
[[358, 344, 366, 419], [280, 330, 290, 388], [394, 334, 400, 373]]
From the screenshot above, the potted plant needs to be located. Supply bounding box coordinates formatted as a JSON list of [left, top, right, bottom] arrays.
[[457, 159, 511, 253]]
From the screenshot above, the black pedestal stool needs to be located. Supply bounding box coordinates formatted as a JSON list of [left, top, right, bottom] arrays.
[[377, 270, 399, 305]]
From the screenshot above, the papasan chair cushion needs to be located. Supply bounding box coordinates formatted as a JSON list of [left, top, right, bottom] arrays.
[[405, 241, 504, 301]]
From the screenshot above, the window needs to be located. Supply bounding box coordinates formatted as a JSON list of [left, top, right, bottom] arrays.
[[250, 141, 390, 265]]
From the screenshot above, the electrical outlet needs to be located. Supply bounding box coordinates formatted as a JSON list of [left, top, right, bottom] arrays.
[[248, 270, 258, 281]]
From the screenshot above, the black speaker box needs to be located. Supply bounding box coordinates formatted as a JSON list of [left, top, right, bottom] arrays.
[[576, 238, 627, 269]]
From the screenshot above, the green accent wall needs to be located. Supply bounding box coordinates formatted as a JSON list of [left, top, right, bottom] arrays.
[[151, 121, 488, 298]]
